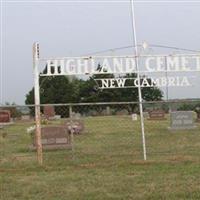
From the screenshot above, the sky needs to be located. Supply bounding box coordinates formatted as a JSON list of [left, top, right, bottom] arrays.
[[1, 0, 200, 105]]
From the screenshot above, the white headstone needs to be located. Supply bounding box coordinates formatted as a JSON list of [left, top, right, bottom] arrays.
[[131, 113, 138, 121]]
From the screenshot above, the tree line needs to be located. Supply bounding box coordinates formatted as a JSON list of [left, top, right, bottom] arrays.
[[25, 69, 163, 105]]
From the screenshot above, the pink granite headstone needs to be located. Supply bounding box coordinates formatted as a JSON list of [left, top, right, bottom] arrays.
[[0, 110, 11, 123], [44, 106, 55, 119]]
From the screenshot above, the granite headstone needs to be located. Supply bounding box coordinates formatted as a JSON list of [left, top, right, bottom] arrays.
[[148, 110, 165, 120], [0, 110, 11, 123], [30, 126, 72, 150], [169, 111, 196, 130], [44, 106, 55, 120]]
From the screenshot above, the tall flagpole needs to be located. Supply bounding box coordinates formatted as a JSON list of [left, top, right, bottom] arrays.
[[130, 0, 147, 160]]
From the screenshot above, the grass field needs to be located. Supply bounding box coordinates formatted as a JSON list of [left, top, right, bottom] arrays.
[[1, 116, 200, 200]]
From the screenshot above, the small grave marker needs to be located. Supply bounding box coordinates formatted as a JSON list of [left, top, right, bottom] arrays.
[[131, 113, 138, 121]]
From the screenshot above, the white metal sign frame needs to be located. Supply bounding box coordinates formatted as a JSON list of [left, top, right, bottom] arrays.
[[33, 42, 200, 165]]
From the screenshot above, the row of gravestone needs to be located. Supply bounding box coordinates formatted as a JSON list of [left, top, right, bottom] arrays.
[[146, 110, 199, 130], [0, 106, 58, 124], [1, 107, 200, 123], [29, 110, 199, 151], [0, 110, 32, 123]]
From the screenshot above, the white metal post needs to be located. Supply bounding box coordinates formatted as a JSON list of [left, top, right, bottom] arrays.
[[130, 0, 147, 160], [33, 42, 43, 165]]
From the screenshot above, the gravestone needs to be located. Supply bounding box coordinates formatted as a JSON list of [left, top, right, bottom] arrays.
[[169, 111, 196, 130], [148, 110, 165, 120], [106, 106, 111, 115], [71, 112, 81, 120], [44, 106, 55, 120], [131, 113, 138, 121], [30, 126, 72, 150], [143, 112, 149, 119], [0, 110, 11, 124], [100, 108, 112, 116]]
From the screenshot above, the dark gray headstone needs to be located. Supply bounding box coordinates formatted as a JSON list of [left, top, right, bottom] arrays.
[[169, 111, 196, 130]]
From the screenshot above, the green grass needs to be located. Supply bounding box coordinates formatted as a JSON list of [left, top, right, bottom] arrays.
[[1, 116, 200, 200]]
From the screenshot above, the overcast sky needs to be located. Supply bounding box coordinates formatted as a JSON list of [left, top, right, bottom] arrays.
[[1, 1, 200, 104]]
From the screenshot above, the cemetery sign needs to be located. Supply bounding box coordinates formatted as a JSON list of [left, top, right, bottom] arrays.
[[33, 42, 200, 164], [42, 55, 200, 76], [40, 55, 199, 90]]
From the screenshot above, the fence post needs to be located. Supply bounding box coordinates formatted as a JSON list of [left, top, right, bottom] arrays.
[[33, 42, 43, 165], [130, 0, 147, 160], [69, 105, 72, 118], [69, 105, 74, 159]]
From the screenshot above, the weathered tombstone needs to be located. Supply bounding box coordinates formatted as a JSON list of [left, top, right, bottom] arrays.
[[30, 126, 72, 150], [0, 110, 11, 124], [71, 112, 81, 120], [131, 113, 138, 121], [143, 112, 149, 119], [169, 111, 196, 130], [44, 106, 55, 120], [148, 110, 166, 120], [106, 106, 111, 115]]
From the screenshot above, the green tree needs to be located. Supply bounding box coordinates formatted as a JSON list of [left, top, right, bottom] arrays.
[[25, 66, 163, 109]]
